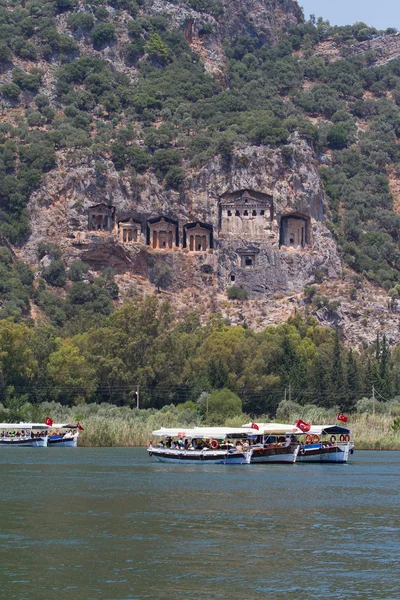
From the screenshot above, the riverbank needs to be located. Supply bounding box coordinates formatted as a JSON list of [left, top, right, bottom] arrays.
[[30, 401, 400, 450]]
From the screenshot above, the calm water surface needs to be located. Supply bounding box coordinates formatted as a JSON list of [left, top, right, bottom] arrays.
[[0, 449, 399, 600]]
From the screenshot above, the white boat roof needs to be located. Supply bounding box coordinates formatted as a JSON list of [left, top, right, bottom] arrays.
[[151, 426, 260, 439], [0, 422, 78, 429], [243, 422, 351, 435]]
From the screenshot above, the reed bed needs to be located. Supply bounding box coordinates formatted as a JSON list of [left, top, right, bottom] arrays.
[[38, 401, 400, 450]]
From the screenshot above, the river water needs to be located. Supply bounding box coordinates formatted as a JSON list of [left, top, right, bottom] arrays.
[[0, 449, 399, 600]]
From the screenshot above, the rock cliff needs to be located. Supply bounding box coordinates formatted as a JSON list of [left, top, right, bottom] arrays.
[[22, 134, 341, 298]]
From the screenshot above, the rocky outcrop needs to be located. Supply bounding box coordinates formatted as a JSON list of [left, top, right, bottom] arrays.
[[22, 136, 341, 298], [314, 33, 400, 67]]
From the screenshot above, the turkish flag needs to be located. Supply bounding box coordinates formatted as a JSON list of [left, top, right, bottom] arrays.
[[251, 423, 259, 430], [76, 422, 84, 431], [338, 413, 348, 423], [45, 417, 53, 426], [295, 419, 311, 433]]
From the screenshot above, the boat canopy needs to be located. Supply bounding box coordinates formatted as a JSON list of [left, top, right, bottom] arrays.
[[152, 426, 259, 439], [243, 422, 351, 435], [0, 422, 77, 430]]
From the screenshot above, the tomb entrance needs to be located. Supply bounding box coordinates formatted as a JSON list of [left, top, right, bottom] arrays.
[[219, 190, 273, 239], [279, 213, 311, 248], [147, 217, 178, 249], [88, 204, 115, 232], [183, 222, 213, 252]]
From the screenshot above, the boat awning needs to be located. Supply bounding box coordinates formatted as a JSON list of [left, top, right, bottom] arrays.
[[151, 426, 261, 439], [243, 422, 351, 435]]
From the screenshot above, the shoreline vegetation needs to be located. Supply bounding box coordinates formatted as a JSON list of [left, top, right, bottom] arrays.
[[3, 400, 398, 450]]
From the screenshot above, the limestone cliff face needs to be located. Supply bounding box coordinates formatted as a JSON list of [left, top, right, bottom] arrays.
[[146, 0, 302, 76], [22, 135, 341, 297]]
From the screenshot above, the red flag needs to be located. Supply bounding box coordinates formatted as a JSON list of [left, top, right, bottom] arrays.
[[76, 422, 84, 431], [337, 413, 348, 423], [295, 419, 311, 433], [45, 417, 53, 426], [251, 423, 259, 430]]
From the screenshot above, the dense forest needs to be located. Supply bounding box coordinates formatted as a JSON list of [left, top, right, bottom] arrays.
[[2, 0, 400, 420], [1, 268, 400, 420]]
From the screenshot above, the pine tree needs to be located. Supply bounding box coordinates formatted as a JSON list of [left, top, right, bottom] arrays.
[[379, 334, 391, 398], [330, 333, 346, 408], [346, 349, 359, 411], [375, 333, 381, 361], [310, 354, 330, 408]]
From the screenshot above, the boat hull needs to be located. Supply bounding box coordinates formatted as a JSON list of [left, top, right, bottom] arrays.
[[0, 437, 47, 447], [48, 435, 78, 448], [249, 444, 299, 464], [148, 448, 250, 464], [297, 442, 354, 463]]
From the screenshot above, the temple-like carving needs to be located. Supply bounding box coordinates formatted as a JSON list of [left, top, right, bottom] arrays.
[[237, 247, 259, 268], [280, 213, 311, 248], [147, 217, 178, 249], [118, 218, 141, 244], [219, 190, 273, 239], [183, 223, 213, 251], [88, 204, 115, 232]]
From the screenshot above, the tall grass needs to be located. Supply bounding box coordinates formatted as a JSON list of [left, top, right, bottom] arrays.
[[38, 401, 400, 449]]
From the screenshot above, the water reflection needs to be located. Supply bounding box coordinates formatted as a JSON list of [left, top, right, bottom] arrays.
[[0, 449, 399, 599]]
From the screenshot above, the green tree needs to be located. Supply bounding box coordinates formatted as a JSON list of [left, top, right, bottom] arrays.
[[206, 388, 242, 424]]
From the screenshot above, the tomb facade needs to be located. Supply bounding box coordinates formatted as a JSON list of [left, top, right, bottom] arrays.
[[279, 214, 311, 248], [147, 217, 178, 249], [118, 219, 141, 244], [183, 222, 213, 252], [219, 190, 273, 239], [88, 204, 115, 232]]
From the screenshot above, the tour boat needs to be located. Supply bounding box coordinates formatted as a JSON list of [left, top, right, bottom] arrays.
[[148, 427, 256, 464], [242, 423, 300, 464], [47, 424, 80, 447], [295, 424, 355, 463], [245, 422, 354, 463], [0, 423, 48, 447]]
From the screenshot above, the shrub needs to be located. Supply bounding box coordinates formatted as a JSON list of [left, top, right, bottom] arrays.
[[227, 286, 248, 300], [68, 13, 94, 32], [42, 259, 67, 287], [68, 260, 90, 282], [1, 83, 20, 100], [91, 23, 116, 49]]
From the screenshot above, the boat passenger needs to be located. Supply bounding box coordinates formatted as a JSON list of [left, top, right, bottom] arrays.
[[236, 440, 243, 452], [184, 438, 189, 450], [148, 440, 153, 449]]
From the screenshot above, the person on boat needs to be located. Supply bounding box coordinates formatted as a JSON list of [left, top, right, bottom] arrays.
[[243, 440, 250, 450], [170, 441, 177, 449], [157, 440, 164, 448], [235, 440, 243, 452], [148, 440, 153, 449], [184, 438, 189, 450]]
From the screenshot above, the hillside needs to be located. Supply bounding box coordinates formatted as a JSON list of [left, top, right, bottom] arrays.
[[2, 0, 400, 349]]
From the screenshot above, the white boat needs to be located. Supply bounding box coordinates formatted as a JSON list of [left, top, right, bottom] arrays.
[[242, 423, 300, 464], [0, 423, 48, 447], [47, 424, 80, 448], [148, 427, 256, 464], [295, 425, 354, 463], [245, 422, 354, 463]]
